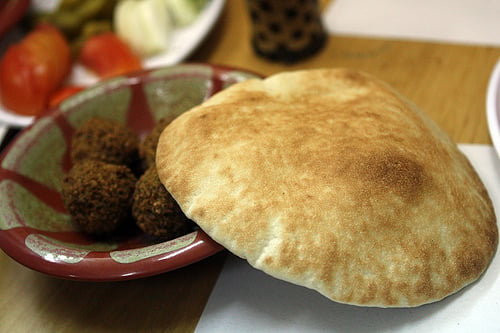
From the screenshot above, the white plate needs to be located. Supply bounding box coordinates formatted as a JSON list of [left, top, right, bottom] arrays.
[[0, 0, 225, 128], [487, 59, 500, 158]]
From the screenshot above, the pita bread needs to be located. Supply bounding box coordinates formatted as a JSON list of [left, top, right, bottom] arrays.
[[156, 68, 498, 307]]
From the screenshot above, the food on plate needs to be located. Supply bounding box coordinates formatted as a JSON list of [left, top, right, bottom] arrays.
[[114, 0, 173, 57], [62, 160, 137, 235], [0, 0, 213, 117], [71, 117, 139, 169], [0, 24, 71, 116], [32, 0, 209, 59], [132, 166, 194, 240], [35, 0, 207, 52], [139, 117, 172, 170], [48, 85, 85, 108], [63, 116, 192, 240], [156, 68, 498, 307], [78, 32, 142, 79]]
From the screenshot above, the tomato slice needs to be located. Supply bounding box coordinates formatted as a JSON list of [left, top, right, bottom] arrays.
[[79, 32, 142, 79], [0, 24, 71, 116], [0, 46, 47, 114]]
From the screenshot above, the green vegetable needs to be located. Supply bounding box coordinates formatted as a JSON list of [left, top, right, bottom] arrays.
[[114, 0, 173, 57], [34, 0, 117, 39], [165, 0, 207, 26]]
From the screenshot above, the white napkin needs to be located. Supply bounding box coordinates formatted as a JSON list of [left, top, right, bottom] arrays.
[[195, 144, 500, 333], [322, 0, 500, 46]]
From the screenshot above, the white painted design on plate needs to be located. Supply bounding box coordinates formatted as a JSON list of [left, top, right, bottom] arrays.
[[110, 232, 198, 264], [25, 234, 90, 264]]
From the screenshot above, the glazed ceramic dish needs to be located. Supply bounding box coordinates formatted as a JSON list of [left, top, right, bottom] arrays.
[[0, 63, 260, 281]]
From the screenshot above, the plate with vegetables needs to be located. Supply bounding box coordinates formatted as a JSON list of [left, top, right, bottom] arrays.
[[0, 0, 225, 128]]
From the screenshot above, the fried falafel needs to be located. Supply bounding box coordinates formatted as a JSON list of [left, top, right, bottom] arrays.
[[62, 160, 137, 235], [132, 165, 193, 240], [71, 117, 139, 168], [138, 117, 171, 170]]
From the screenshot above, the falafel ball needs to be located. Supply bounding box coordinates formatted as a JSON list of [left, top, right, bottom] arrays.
[[139, 117, 171, 170], [132, 165, 193, 240], [62, 160, 137, 235], [71, 117, 139, 168]]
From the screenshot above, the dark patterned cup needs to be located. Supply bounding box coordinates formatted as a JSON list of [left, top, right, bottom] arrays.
[[247, 0, 327, 63]]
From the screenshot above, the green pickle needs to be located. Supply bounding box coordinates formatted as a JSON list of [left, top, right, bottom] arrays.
[[34, 0, 117, 43], [70, 20, 113, 56], [58, 0, 83, 11]]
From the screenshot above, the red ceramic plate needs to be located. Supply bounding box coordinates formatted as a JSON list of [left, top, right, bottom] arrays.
[[0, 63, 261, 281]]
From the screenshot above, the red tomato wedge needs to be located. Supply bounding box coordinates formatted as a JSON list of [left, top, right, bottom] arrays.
[[79, 33, 142, 79], [0, 24, 72, 116], [48, 85, 85, 108]]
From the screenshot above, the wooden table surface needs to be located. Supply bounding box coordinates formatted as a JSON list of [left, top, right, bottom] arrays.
[[1, 1, 499, 332]]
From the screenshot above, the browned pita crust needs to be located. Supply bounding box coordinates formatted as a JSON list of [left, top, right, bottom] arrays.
[[156, 68, 498, 307]]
